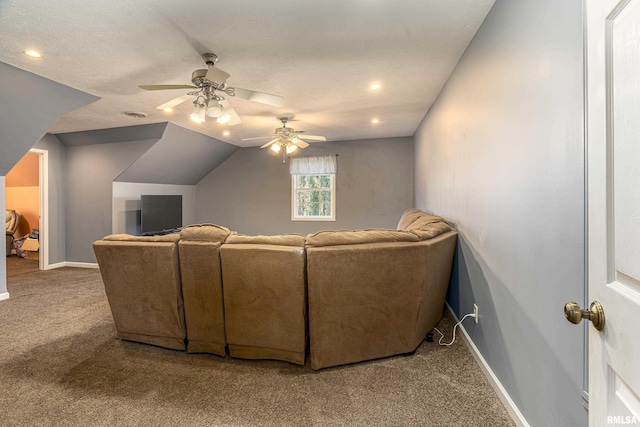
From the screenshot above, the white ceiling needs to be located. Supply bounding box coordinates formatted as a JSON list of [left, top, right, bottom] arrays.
[[0, 0, 494, 147]]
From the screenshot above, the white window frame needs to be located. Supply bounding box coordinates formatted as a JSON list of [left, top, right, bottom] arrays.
[[291, 174, 336, 221]]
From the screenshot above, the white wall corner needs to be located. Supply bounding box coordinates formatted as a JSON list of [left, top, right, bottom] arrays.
[[446, 303, 530, 427], [0, 292, 10, 302]]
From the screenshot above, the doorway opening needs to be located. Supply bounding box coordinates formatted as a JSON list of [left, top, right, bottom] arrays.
[[4, 148, 48, 271]]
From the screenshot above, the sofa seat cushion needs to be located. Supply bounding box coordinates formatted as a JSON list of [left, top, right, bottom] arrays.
[[305, 229, 419, 248]]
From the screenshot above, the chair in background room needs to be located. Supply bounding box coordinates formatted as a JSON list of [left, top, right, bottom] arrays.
[[5, 209, 19, 257]]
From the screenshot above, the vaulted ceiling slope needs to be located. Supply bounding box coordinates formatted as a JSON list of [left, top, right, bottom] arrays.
[[0, 0, 495, 147], [0, 62, 98, 175], [56, 123, 240, 185]]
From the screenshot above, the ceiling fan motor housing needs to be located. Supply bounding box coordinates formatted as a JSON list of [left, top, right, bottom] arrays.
[[191, 69, 209, 87], [276, 127, 294, 136]]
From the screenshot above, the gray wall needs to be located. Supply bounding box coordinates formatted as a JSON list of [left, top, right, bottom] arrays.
[[65, 139, 157, 263], [196, 137, 414, 235], [33, 134, 67, 264], [413, 0, 585, 426]]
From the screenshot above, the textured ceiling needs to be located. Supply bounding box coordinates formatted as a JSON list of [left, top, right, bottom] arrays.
[[0, 0, 494, 147]]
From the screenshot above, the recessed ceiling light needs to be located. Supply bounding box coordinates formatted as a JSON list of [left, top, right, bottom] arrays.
[[370, 83, 381, 91], [124, 111, 148, 118], [371, 118, 380, 124], [24, 50, 43, 58], [163, 108, 173, 113], [223, 131, 230, 136]]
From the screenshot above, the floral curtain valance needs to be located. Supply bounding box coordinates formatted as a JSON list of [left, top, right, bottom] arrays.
[[289, 155, 337, 175]]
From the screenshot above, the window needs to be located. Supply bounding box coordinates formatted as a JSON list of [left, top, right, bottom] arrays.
[[291, 174, 335, 221], [290, 155, 337, 221]]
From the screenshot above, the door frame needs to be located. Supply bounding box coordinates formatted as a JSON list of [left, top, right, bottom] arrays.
[[28, 148, 48, 270]]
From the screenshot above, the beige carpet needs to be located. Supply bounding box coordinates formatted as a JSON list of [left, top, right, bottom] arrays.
[[1, 258, 514, 426], [5, 255, 39, 277]]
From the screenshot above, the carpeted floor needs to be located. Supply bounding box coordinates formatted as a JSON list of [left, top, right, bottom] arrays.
[[5, 256, 39, 277], [1, 257, 514, 426]]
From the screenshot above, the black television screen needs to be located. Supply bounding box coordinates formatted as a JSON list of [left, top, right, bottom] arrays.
[[140, 195, 182, 234]]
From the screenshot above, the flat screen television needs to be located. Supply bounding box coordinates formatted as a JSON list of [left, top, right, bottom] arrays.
[[140, 195, 182, 234]]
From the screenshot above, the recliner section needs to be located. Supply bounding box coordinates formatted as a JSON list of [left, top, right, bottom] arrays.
[[178, 224, 230, 356], [93, 208, 458, 369], [93, 233, 187, 350], [306, 229, 457, 370], [221, 234, 307, 365]]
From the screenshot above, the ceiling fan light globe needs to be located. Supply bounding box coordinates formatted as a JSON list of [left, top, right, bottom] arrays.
[[206, 106, 223, 118], [270, 144, 281, 153], [286, 144, 298, 154], [217, 112, 231, 124], [190, 106, 206, 123]]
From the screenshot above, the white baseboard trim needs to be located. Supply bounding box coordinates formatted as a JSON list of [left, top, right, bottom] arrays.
[[45, 262, 67, 270], [0, 292, 10, 302], [446, 303, 530, 427], [46, 262, 99, 270]]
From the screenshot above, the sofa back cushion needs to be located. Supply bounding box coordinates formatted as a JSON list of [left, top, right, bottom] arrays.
[[305, 229, 419, 248], [225, 233, 305, 247], [103, 233, 180, 243], [397, 208, 452, 241], [180, 223, 230, 242]]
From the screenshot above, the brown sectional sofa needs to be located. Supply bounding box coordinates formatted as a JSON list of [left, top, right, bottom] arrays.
[[93, 208, 457, 369]]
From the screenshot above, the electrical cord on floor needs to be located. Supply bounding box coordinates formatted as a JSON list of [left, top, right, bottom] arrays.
[[433, 313, 475, 346]]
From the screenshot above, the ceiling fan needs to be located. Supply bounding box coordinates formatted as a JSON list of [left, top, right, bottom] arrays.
[[138, 53, 284, 126], [243, 117, 327, 161]]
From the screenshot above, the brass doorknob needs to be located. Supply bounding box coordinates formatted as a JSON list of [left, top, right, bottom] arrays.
[[564, 301, 605, 331]]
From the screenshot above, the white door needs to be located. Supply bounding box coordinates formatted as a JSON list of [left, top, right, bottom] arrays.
[[586, 0, 640, 424]]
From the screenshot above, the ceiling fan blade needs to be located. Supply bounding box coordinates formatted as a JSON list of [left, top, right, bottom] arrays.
[[205, 67, 231, 86], [242, 136, 273, 141], [230, 87, 284, 107], [260, 138, 281, 149], [156, 94, 194, 110], [297, 134, 326, 141], [290, 137, 310, 149], [139, 84, 197, 91], [218, 99, 241, 126]]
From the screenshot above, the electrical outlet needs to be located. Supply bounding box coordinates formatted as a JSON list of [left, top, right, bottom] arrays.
[[473, 303, 479, 323]]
